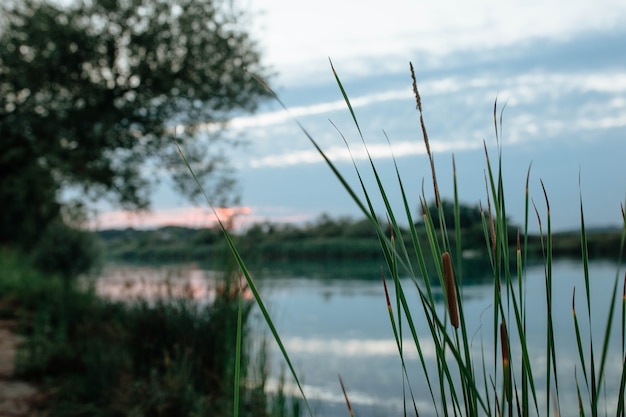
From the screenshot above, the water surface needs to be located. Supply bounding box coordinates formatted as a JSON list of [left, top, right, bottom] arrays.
[[97, 259, 625, 417]]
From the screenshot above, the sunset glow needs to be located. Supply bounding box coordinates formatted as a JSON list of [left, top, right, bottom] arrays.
[[91, 206, 253, 230]]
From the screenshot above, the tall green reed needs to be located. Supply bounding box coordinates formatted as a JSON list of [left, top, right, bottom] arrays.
[[181, 61, 626, 417], [177, 145, 312, 417]]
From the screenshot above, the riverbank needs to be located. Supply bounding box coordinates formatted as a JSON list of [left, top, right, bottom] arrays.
[[0, 249, 298, 417], [0, 319, 43, 417]]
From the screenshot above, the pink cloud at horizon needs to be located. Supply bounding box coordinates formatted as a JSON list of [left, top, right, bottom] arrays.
[[90, 206, 253, 230], [90, 206, 317, 231]]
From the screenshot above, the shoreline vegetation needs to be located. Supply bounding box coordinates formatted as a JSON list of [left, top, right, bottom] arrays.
[[97, 218, 626, 266], [0, 249, 300, 417]]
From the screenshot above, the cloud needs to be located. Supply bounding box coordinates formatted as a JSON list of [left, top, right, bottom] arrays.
[[242, 69, 626, 168], [227, 69, 626, 132], [91, 205, 322, 230], [208, 88, 414, 132], [91, 206, 252, 230], [246, 0, 626, 84], [249, 139, 480, 168]]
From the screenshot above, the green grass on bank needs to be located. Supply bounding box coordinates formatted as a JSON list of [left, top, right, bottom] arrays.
[[0, 248, 300, 417]]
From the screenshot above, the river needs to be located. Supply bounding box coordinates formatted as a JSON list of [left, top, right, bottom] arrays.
[[96, 259, 625, 417]]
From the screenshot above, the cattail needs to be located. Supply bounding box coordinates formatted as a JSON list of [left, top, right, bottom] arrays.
[[500, 321, 512, 402], [411, 62, 439, 208], [410, 62, 422, 113], [487, 198, 496, 255], [483, 174, 496, 255], [381, 268, 392, 314], [442, 252, 459, 329]]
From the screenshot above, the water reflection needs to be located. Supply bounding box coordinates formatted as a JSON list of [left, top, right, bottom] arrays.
[[95, 259, 625, 417], [93, 263, 252, 304], [249, 256, 498, 284], [251, 259, 624, 417]]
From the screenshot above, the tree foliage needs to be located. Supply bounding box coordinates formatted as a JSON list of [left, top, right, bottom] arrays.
[[0, 0, 269, 248], [420, 199, 484, 230], [30, 219, 103, 278]]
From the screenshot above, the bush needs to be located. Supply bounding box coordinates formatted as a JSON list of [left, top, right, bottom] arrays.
[[30, 220, 102, 278]]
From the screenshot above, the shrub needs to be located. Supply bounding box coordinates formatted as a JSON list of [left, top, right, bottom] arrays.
[[30, 220, 102, 278]]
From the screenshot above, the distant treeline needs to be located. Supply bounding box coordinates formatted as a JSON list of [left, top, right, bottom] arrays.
[[97, 211, 625, 265]]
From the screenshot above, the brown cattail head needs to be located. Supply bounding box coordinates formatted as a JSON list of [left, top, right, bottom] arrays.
[[483, 175, 496, 255], [500, 321, 512, 402], [442, 252, 459, 329], [500, 321, 510, 366], [381, 268, 392, 313], [487, 199, 496, 255]]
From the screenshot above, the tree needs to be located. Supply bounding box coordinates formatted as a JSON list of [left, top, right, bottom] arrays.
[[419, 198, 518, 248], [419, 199, 484, 229], [0, 0, 269, 248]]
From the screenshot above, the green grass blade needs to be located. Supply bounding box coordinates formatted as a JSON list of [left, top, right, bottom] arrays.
[[382, 270, 421, 416], [593, 273, 620, 415], [621, 273, 626, 417], [620, 203, 626, 364], [328, 67, 415, 280], [579, 179, 592, 318], [330, 59, 364, 140], [176, 144, 314, 417], [542, 179, 561, 416], [394, 267, 443, 414], [575, 367, 586, 417], [572, 287, 591, 396], [499, 235, 539, 415], [233, 286, 243, 417], [329, 66, 439, 415], [383, 132, 432, 295], [418, 290, 491, 415], [452, 155, 462, 282], [616, 353, 626, 417]]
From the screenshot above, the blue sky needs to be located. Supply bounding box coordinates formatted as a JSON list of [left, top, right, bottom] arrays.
[[95, 0, 626, 231]]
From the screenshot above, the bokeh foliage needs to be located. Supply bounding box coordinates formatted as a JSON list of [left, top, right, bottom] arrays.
[[0, 0, 269, 248]]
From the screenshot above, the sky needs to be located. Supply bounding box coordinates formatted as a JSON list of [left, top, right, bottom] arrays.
[[93, 0, 626, 232]]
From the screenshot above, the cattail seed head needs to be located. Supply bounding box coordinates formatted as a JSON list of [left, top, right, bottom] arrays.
[[442, 252, 459, 329], [500, 321, 510, 366], [500, 321, 512, 402]]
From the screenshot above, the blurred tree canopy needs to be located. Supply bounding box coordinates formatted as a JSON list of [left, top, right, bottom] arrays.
[[420, 199, 484, 230], [418, 198, 517, 247], [0, 0, 269, 248]]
